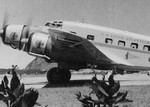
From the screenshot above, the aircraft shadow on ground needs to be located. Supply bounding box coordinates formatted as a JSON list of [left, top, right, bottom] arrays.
[[42, 79, 134, 88], [42, 79, 93, 88]]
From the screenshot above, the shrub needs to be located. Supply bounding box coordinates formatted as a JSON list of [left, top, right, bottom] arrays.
[[76, 74, 133, 107], [0, 67, 39, 107]]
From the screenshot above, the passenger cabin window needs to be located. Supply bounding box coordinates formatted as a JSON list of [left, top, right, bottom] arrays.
[[118, 40, 125, 46], [105, 38, 113, 44], [87, 35, 94, 41], [143, 45, 150, 51], [131, 43, 138, 49]]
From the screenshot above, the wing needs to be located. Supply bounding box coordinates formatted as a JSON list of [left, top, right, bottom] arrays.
[[48, 28, 135, 70], [95, 45, 132, 66], [48, 28, 112, 65], [95, 45, 150, 71]]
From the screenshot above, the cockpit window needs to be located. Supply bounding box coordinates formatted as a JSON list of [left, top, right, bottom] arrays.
[[45, 23, 51, 26], [45, 21, 63, 28]]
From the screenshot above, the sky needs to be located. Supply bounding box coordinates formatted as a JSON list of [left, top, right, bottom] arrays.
[[0, 0, 150, 69]]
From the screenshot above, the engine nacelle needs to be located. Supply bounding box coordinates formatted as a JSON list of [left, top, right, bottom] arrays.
[[1, 24, 52, 59], [3, 25, 29, 49], [27, 32, 50, 59], [2, 24, 49, 50]]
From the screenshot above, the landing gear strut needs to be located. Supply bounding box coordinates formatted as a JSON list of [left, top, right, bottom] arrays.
[[46, 67, 71, 84]]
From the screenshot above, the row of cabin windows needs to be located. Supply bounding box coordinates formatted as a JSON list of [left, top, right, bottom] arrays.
[[105, 38, 150, 51], [86, 35, 150, 51], [86, 35, 148, 50]]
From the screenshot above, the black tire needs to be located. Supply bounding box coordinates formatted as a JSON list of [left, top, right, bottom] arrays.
[[60, 68, 71, 83], [47, 67, 61, 84], [47, 67, 71, 84]]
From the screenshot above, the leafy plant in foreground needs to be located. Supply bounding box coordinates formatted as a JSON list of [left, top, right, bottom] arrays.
[[0, 65, 39, 107], [76, 74, 133, 107]]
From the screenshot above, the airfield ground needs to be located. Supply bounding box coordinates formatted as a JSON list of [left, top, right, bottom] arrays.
[[0, 73, 150, 107]]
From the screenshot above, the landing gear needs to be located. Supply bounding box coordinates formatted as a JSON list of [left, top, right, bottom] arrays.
[[46, 67, 71, 84], [112, 67, 124, 75]]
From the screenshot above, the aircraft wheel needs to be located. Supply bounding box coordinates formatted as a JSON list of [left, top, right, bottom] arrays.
[[46, 67, 71, 84], [60, 68, 71, 83], [47, 67, 62, 84]]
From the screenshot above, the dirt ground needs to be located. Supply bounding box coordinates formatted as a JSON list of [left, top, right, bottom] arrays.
[[0, 84, 150, 107], [36, 85, 150, 107], [1, 73, 150, 107]]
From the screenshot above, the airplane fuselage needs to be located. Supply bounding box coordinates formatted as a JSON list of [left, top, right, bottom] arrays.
[[2, 20, 150, 83], [45, 21, 150, 71]]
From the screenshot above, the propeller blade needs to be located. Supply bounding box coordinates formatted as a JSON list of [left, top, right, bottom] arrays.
[[0, 11, 9, 44], [23, 17, 33, 40], [19, 17, 32, 50], [2, 11, 9, 29]]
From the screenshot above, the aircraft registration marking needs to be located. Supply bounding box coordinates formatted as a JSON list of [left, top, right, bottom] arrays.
[[101, 32, 150, 44]]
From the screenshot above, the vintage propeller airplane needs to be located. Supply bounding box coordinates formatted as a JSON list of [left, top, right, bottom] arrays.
[[1, 16, 150, 84]]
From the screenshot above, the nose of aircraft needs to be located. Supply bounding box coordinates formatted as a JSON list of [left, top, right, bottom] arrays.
[[0, 13, 32, 47]]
